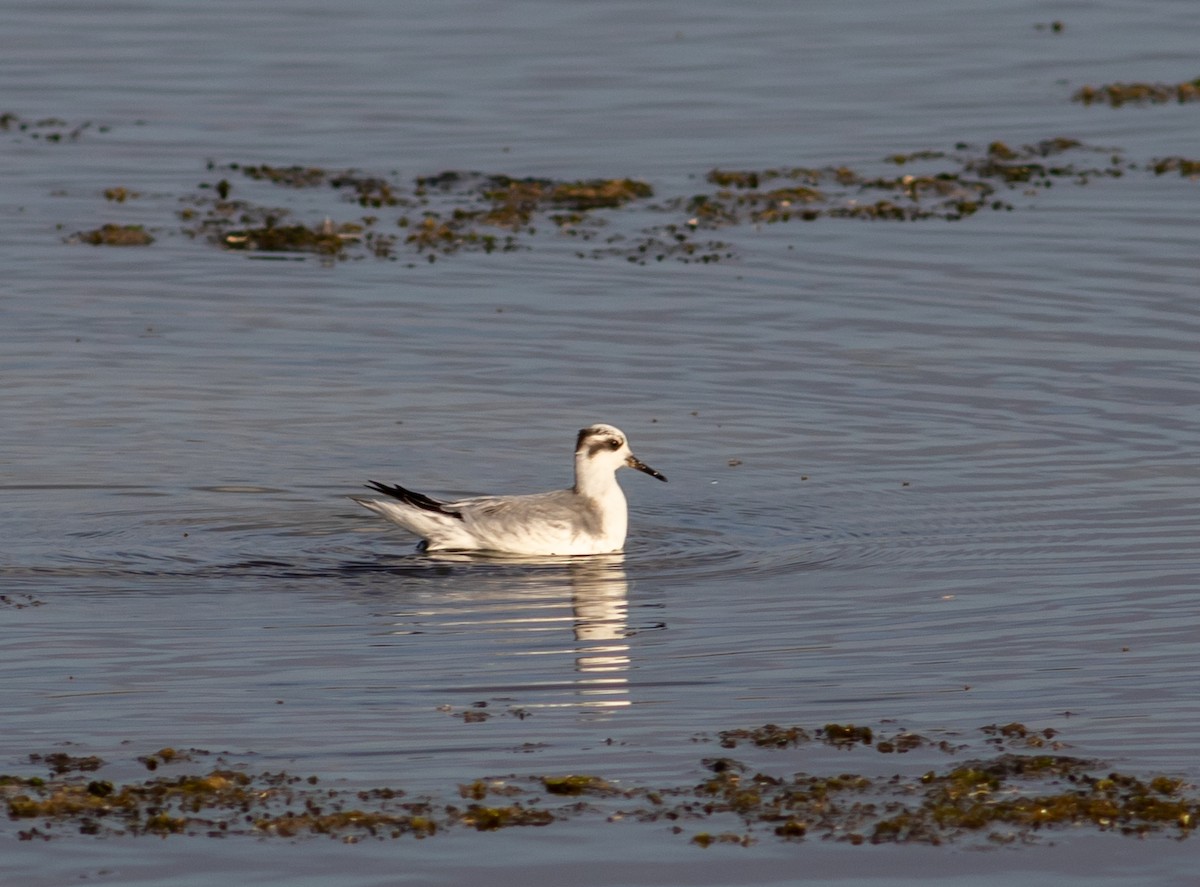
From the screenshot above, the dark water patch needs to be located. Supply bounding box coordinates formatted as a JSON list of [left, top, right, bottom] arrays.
[[0, 112, 113, 142], [0, 594, 45, 610]]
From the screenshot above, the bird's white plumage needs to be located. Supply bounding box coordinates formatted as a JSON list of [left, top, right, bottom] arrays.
[[352, 423, 666, 556]]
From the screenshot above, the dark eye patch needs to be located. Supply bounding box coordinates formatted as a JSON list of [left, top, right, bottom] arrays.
[[608, 438, 622, 450]]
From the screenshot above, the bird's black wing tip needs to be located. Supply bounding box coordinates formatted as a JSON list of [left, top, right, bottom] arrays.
[[362, 480, 464, 520]]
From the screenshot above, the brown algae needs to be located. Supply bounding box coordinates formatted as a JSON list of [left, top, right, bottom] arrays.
[[1073, 77, 1200, 106], [102, 186, 139, 203], [1152, 157, 1200, 178], [73, 224, 154, 246], [5, 725, 1198, 846], [186, 138, 1134, 263], [819, 723, 875, 748], [20, 117, 1196, 263], [221, 220, 360, 256], [541, 774, 618, 796], [718, 724, 811, 749]]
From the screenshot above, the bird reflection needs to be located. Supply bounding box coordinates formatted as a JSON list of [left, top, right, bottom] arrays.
[[416, 551, 634, 712], [566, 555, 631, 710]]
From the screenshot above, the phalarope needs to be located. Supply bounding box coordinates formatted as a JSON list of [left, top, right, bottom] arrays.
[[352, 423, 667, 556]]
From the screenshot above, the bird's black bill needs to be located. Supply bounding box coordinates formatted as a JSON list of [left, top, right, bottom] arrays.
[[627, 455, 667, 482]]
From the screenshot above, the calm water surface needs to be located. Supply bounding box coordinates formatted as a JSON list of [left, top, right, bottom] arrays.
[[3, 0, 1199, 884]]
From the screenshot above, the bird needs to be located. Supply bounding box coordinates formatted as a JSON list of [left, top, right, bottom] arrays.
[[351, 423, 667, 556]]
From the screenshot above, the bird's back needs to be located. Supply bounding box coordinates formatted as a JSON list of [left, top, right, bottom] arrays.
[[353, 485, 625, 555], [453, 488, 619, 555]]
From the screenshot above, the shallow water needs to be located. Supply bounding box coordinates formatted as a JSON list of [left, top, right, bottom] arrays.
[[3, 0, 1200, 882]]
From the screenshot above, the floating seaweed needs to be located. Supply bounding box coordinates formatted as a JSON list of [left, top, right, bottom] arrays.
[[15, 114, 1196, 264], [221, 219, 360, 256], [102, 186, 139, 203], [5, 724, 1197, 847], [71, 223, 154, 246], [172, 139, 1182, 262], [1152, 156, 1200, 178], [0, 112, 110, 142], [1073, 77, 1200, 107]]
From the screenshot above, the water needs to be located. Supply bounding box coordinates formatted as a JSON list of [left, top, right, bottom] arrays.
[[3, 0, 1200, 883]]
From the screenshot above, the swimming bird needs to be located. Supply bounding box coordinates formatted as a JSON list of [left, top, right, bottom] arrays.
[[351, 423, 667, 556]]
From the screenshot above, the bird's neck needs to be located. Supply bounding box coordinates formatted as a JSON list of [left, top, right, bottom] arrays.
[[575, 459, 628, 546], [574, 458, 621, 501]]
